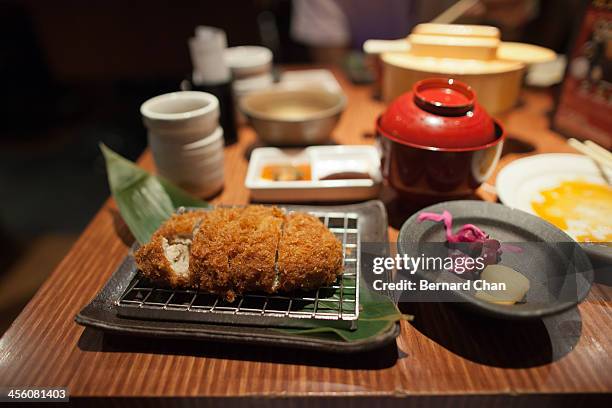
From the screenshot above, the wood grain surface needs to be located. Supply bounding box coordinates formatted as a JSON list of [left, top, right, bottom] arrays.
[[0, 67, 610, 405]]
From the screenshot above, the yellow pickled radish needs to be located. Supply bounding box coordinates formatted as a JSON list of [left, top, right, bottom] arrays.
[[475, 264, 530, 305]]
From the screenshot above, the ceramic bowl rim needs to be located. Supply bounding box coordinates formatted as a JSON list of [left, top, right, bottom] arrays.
[[239, 88, 346, 123], [141, 91, 219, 122]]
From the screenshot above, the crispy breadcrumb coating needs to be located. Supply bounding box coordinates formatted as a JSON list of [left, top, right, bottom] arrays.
[[190, 206, 284, 301], [227, 206, 284, 293], [189, 207, 242, 301], [277, 212, 343, 292], [136, 206, 343, 302], [134, 211, 206, 287]]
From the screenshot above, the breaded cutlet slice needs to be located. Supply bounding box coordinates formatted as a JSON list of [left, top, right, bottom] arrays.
[[189, 207, 242, 299], [134, 211, 205, 287], [276, 212, 343, 292], [229, 206, 284, 294], [190, 206, 284, 301]]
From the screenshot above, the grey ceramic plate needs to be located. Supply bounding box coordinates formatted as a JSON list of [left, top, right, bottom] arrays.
[[398, 200, 594, 319], [76, 200, 400, 353]]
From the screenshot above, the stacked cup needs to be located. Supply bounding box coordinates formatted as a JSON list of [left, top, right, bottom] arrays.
[[140, 91, 224, 198], [224, 46, 274, 123]]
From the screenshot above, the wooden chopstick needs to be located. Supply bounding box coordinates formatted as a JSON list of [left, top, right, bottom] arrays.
[[584, 140, 612, 162], [568, 138, 612, 169], [431, 0, 480, 24]]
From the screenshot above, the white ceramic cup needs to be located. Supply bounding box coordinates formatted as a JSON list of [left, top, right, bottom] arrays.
[[149, 127, 224, 171], [141, 91, 220, 143], [224, 46, 273, 79], [141, 92, 225, 197], [151, 127, 225, 198]]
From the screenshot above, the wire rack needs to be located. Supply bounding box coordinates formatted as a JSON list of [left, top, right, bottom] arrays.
[[116, 211, 360, 330]]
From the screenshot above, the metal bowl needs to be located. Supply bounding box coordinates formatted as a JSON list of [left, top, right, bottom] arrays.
[[240, 87, 346, 146]]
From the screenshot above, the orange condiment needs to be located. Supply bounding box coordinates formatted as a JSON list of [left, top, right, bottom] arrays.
[[531, 180, 612, 243], [261, 164, 311, 181]]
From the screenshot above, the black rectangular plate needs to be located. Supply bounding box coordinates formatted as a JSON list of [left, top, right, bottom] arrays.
[[75, 200, 399, 353]]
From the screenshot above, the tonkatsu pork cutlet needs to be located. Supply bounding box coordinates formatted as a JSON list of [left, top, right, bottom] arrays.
[[190, 206, 284, 302], [134, 211, 205, 287], [276, 212, 343, 292], [135, 205, 344, 301]]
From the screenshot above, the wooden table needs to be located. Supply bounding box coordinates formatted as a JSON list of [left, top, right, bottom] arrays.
[[0, 68, 610, 406]]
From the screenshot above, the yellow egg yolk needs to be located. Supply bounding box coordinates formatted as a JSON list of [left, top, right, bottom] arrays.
[[531, 180, 612, 243]]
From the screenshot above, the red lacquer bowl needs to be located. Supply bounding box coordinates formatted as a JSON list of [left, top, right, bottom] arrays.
[[377, 78, 505, 203]]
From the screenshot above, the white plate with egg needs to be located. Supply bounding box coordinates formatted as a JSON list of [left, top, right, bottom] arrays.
[[497, 154, 612, 261]]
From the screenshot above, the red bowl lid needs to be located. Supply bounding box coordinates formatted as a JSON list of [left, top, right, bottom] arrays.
[[379, 78, 497, 149]]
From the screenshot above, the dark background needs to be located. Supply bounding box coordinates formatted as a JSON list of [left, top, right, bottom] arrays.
[[0, 0, 583, 333]]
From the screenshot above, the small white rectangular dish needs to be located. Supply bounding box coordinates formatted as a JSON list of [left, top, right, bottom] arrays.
[[278, 69, 343, 94], [245, 145, 382, 202]]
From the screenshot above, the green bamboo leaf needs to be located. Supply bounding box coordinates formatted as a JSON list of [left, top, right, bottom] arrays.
[[100, 144, 208, 244], [279, 278, 412, 342]]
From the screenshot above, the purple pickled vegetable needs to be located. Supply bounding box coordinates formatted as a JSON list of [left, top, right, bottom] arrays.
[[482, 239, 501, 266], [417, 210, 522, 275], [418, 211, 489, 243], [455, 224, 488, 242], [417, 211, 456, 241]]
